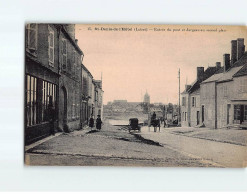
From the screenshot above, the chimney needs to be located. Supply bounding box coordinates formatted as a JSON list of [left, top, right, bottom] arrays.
[[223, 54, 230, 72], [216, 62, 221, 69], [231, 40, 237, 64], [185, 85, 191, 91], [75, 39, 78, 44], [237, 38, 245, 60], [197, 67, 204, 82]]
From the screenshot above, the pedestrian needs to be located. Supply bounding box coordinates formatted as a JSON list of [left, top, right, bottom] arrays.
[[96, 115, 102, 131], [152, 112, 156, 120], [45, 97, 56, 135], [164, 118, 167, 128], [89, 115, 94, 130]]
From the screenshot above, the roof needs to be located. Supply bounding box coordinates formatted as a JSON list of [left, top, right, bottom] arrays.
[[81, 63, 93, 78], [202, 72, 224, 83], [232, 52, 247, 68], [233, 64, 247, 77], [188, 66, 218, 93], [217, 66, 243, 82]]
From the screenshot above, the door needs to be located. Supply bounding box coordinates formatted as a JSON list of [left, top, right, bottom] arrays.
[[202, 105, 204, 123], [60, 87, 67, 129], [197, 111, 200, 125], [227, 104, 231, 125]]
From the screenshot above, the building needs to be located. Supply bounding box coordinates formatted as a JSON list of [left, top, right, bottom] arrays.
[[143, 91, 150, 104], [25, 24, 61, 144], [181, 65, 220, 127], [25, 23, 104, 144], [201, 38, 247, 129], [58, 24, 83, 132], [94, 79, 104, 118], [80, 64, 93, 126]]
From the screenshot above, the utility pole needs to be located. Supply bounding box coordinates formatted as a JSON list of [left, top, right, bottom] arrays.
[[178, 68, 181, 125]]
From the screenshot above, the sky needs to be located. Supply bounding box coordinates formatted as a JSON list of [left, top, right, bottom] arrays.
[[75, 24, 247, 105]]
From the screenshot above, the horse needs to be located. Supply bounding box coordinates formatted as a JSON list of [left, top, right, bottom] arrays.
[[150, 118, 160, 132]]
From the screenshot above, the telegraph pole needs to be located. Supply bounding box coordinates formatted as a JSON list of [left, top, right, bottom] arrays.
[[178, 68, 181, 125]]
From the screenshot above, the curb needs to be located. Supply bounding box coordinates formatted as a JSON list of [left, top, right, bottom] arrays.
[[25, 132, 63, 152]]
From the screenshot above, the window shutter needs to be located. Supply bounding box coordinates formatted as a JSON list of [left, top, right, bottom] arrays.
[[48, 26, 54, 65], [62, 39, 67, 69], [28, 24, 37, 50]]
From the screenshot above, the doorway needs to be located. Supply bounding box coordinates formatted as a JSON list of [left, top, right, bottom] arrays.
[[202, 105, 205, 123], [197, 111, 200, 125], [61, 87, 67, 129], [227, 104, 231, 125]]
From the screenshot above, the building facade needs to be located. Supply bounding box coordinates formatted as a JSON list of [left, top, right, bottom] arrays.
[[181, 65, 221, 127], [94, 80, 104, 119], [201, 38, 247, 129], [25, 24, 60, 144], [25, 23, 104, 144], [58, 24, 83, 132]]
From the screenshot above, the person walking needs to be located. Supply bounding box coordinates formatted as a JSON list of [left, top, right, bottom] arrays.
[[96, 115, 102, 131], [89, 115, 94, 130]]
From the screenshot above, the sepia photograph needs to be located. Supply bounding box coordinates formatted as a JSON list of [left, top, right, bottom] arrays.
[[24, 24, 247, 167]]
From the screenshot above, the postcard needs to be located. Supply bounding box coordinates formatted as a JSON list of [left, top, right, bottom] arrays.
[[24, 24, 247, 167]]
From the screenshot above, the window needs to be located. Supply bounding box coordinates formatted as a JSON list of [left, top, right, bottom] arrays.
[[185, 112, 187, 121], [26, 75, 57, 126], [42, 81, 57, 122], [182, 97, 186, 106], [27, 24, 38, 52], [26, 75, 37, 126], [95, 91, 98, 102], [77, 103, 80, 119], [234, 105, 241, 120], [72, 92, 76, 119], [244, 105, 247, 121], [182, 112, 184, 121], [48, 25, 54, 66], [62, 39, 67, 69], [239, 78, 247, 93], [82, 76, 88, 96], [192, 97, 196, 107], [223, 85, 228, 97]]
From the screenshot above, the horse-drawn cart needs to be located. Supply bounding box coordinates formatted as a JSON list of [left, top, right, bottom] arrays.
[[128, 118, 141, 132]]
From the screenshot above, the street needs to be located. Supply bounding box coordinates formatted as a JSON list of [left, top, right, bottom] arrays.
[[25, 121, 247, 167]]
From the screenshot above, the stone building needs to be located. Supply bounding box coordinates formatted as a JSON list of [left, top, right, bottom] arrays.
[[58, 24, 83, 132], [181, 65, 220, 127], [80, 64, 92, 126], [25, 24, 60, 144], [93, 80, 104, 119], [25, 23, 104, 144], [201, 38, 247, 129]]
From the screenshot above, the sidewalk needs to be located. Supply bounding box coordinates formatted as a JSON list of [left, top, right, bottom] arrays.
[[135, 126, 247, 167], [137, 125, 247, 146], [166, 126, 247, 146], [25, 125, 92, 152]]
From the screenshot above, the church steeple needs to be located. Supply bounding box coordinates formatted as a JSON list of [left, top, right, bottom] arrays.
[[143, 90, 150, 104]]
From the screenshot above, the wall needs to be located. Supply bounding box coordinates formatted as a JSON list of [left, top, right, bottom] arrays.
[[181, 93, 190, 127], [58, 29, 82, 131], [190, 90, 201, 127], [216, 81, 234, 128], [200, 82, 216, 128]]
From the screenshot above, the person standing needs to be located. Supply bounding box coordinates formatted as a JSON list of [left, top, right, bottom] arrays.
[[46, 97, 56, 135], [89, 115, 94, 130], [96, 115, 102, 131]]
